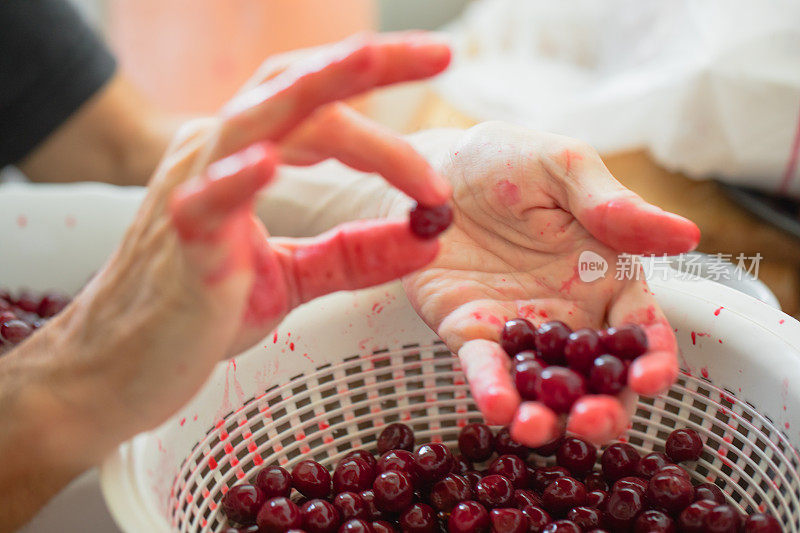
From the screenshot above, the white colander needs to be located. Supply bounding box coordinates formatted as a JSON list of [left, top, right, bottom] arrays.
[[97, 269, 800, 532]]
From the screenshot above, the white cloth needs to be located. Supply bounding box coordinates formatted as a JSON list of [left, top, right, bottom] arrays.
[[438, 0, 800, 197]]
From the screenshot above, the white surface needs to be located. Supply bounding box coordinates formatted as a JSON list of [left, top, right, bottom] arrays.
[[439, 0, 800, 197]]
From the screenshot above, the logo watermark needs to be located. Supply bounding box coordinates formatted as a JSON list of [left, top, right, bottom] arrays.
[[577, 252, 763, 282]]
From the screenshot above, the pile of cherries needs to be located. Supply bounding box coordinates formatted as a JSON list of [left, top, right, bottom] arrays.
[[219, 423, 780, 532], [502, 318, 648, 412], [0, 288, 70, 353]]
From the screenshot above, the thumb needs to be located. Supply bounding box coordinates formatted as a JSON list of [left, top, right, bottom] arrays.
[[555, 148, 700, 255]]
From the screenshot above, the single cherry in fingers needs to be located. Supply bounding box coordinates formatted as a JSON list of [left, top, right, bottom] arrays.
[[409, 202, 452, 239]]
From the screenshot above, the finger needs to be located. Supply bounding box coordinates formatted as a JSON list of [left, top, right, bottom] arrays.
[[272, 219, 440, 305], [169, 142, 278, 241], [607, 273, 679, 396], [457, 339, 520, 426], [510, 402, 561, 448], [566, 395, 630, 446], [546, 140, 700, 255], [280, 103, 451, 206], [210, 34, 451, 162]]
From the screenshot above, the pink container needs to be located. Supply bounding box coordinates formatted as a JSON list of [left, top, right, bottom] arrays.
[[108, 0, 377, 113]]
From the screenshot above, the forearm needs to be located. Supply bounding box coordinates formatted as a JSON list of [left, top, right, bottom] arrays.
[[0, 323, 96, 531], [17, 74, 175, 187]]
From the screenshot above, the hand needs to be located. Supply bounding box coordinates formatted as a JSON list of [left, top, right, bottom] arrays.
[[400, 123, 700, 446], [9, 33, 453, 468]]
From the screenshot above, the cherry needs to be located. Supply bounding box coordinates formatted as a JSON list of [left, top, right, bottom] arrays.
[[602, 324, 648, 359], [744, 513, 782, 533], [646, 472, 694, 515], [535, 321, 572, 364], [338, 518, 373, 533], [604, 487, 643, 530], [542, 520, 581, 533], [36, 292, 69, 317], [490, 508, 528, 533], [556, 437, 597, 477], [334, 458, 376, 493], [634, 509, 675, 533], [0, 319, 32, 344], [257, 496, 302, 532], [704, 504, 742, 533], [377, 450, 420, 485], [370, 521, 395, 533], [333, 492, 368, 520], [694, 482, 726, 504], [373, 470, 414, 513], [585, 490, 608, 509], [636, 452, 671, 478], [464, 471, 483, 491], [359, 490, 383, 521], [474, 474, 514, 509], [222, 484, 265, 525], [541, 477, 586, 516], [584, 472, 608, 492], [566, 506, 601, 529], [678, 500, 717, 533], [414, 443, 454, 484], [494, 427, 531, 458], [398, 503, 436, 533], [292, 460, 332, 499], [588, 355, 627, 395], [520, 505, 551, 532], [452, 454, 473, 475], [14, 291, 39, 313], [600, 442, 640, 481], [256, 466, 293, 499], [514, 358, 545, 401], [656, 464, 691, 481], [564, 328, 602, 375], [532, 436, 564, 457], [409, 203, 453, 238], [665, 429, 703, 463], [301, 499, 342, 533], [487, 455, 529, 489], [377, 423, 415, 454], [531, 466, 571, 492], [448, 501, 490, 533], [513, 489, 543, 509], [535, 367, 586, 413], [458, 423, 495, 462], [429, 474, 472, 512], [342, 450, 378, 471], [501, 318, 537, 357], [612, 476, 648, 495]]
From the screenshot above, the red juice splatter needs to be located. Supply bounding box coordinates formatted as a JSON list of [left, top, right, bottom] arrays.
[[701, 367, 709, 378], [691, 332, 697, 345], [714, 307, 723, 316]]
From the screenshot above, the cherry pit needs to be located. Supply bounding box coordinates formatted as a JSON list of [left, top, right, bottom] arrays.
[[219, 422, 780, 532]]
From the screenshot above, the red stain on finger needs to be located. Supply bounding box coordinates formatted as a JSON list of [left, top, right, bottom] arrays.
[[561, 149, 583, 174], [494, 179, 521, 207]]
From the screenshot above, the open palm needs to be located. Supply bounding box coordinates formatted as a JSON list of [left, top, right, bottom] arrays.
[[401, 123, 701, 446]]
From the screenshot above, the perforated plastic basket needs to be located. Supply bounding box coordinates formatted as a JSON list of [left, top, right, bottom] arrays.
[[96, 272, 800, 532]]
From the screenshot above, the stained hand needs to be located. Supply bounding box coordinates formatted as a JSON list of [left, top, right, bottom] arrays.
[[401, 123, 700, 446]]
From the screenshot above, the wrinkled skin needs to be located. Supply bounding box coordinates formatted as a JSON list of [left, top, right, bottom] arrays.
[[399, 123, 700, 446]]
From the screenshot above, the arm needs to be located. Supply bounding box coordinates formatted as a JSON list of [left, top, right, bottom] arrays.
[[17, 74, 174, 186]]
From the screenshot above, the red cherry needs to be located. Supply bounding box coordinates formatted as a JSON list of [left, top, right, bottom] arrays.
[[334, 458, 376, 493], [429, 474, 472, 512], [534, 367, 586, 413], [458, 423, 495, 462], [489, 508, 528, 533], [646, 472, 694, 515], [399, 502, 437, 533], [636, 452, 672, 478], [634, 509, 675, 533], [501, 318, 537, 357], [602, 324, 648, 359], [257, 496, 302, 532], [556, 437, 597, 477], [292, 460, 332, 499], [256, 466, 293, 499], [487, 455, 529, 489], [409, 203, 453, 238], [535, 321, 572, 364], [448, 501, 490, 533], [744, 513, 782, 533], [372, 470, 414, 513], [564, 328, 602, 375], [377, 424, 415, 453], [222, 484, 265, 525], [474, 474, 515, 509], [541, 477, 586, 517], [333, 492, 367, 521], [301, 499, 341, 533], [665, 429, 703, 463]]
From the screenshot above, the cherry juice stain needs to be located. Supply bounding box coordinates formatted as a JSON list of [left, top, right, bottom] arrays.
[[714, 306, 723, 316], [16, 215, 27, 227]]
